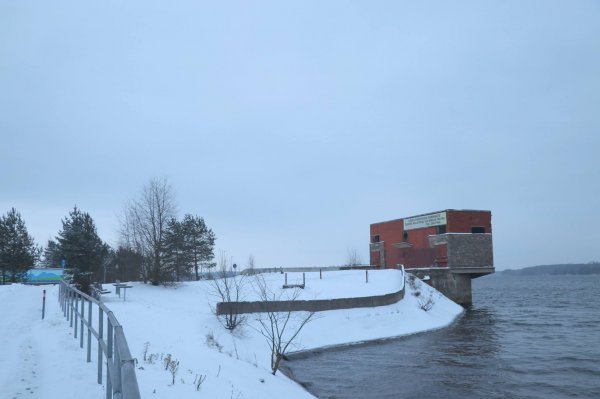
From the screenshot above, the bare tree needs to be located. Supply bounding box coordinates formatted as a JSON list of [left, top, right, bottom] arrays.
[[121, 177, 176, 285], [209, 251, 247, 331], [346, 247, 362, 267], [253, 275, 315, 375]]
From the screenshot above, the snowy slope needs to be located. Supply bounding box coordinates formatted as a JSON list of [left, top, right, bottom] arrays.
[[105, 270, 462, 398], [1, 270, 463, 399]]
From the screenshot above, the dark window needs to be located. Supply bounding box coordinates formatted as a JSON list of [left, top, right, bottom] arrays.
[[403, 231, 408, 241], [373, 235, 380, 243], [437, 225, 447, 234], [471, 226, 485, 234]]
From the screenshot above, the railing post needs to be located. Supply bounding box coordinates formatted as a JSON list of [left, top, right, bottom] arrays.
[[70, 291, 74, 326], [42, 289, 46, 320], [87, 300, 92, 362], [80, 297, 85, 348], [114, 327, 123, 398], [98, 307, 104, 384], [107, 317, 114, 399], [63, 285, 68, 317], [74, 294, 78, 339]]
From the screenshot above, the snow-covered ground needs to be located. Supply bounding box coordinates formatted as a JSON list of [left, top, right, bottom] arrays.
[[1, 270, 463, 398], [0, 284, 104, 399]]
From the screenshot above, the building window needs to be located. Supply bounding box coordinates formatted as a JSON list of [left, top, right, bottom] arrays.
[[437, 225, 447, 234], [373, 235, 380, 243], [471, 226, 485, 233], [403, 231, 408, 241]]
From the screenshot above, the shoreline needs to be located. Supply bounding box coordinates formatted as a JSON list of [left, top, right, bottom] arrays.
[[275, 276, 465, 398], [279, 309, 465, 398], [289, 309, 465, 359]]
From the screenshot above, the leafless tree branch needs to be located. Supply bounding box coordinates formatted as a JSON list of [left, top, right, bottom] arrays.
[[253, 275, 315, 375]]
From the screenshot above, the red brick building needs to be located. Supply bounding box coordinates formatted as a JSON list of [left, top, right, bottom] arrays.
[[370, 209, 493, 274], [370, 210, 494, 305]]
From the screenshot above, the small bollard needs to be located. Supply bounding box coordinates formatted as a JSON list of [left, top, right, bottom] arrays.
[[366, 269, 369, 284], [320, 269, 322, 279], [42, 289, 46, 319]]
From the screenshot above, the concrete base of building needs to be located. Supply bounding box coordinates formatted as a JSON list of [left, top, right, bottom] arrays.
[[407, 267, 493, 306]]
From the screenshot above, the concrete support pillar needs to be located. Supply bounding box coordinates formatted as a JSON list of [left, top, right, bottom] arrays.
[[409, 269, 473, 306]]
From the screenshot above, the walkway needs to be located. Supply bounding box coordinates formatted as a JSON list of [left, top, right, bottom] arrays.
[[0, 284, 103, 399]]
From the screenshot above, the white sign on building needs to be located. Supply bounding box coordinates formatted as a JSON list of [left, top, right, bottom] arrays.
[[403, 211, 447, 230]]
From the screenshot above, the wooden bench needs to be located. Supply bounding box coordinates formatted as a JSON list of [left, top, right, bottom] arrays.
[[92, 283, 111, 300]]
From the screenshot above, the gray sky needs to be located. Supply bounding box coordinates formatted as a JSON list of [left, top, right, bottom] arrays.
[[1, 1, 599, 270]]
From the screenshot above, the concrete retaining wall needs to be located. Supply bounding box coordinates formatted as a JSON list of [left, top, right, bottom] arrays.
[[216, 287, 405, 315], [408, 268, 472, 305]]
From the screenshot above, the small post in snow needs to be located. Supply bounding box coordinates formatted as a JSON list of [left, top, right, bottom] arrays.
[[285, 273, 288, 286], [42, 289, 46, 319], [320, 269, 322, 279], [366, 269, 369, 284]]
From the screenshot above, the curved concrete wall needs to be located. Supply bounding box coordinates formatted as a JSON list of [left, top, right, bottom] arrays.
[[216, 287, 405, 315]]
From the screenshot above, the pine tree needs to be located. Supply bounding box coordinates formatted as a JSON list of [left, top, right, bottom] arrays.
[[181, 214, 215, 280], [164, 218, 192, 282], [113, 246, 144, 282], [42, 239, 62, 268], [56, 206, 109, 282], [0, 208, 40, 284], [163, 215, 216, 282]]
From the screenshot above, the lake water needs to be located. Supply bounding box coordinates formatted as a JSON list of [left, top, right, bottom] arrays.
[[283, 274, 600, 398]]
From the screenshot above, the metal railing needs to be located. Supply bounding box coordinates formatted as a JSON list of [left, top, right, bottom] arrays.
[[58, 281, 141, 399]]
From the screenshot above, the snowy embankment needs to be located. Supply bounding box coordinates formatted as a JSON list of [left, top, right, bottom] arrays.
[[106, 269, 462, 399], [1, 270, 463, 399]]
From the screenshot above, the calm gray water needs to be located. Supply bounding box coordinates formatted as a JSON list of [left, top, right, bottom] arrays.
[[283, 274, 600, 399]]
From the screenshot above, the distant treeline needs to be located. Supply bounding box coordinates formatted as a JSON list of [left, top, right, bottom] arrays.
[[502, 262, 600, 276]]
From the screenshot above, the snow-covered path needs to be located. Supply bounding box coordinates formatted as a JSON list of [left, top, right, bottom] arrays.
[[0, 284, 103, 399]]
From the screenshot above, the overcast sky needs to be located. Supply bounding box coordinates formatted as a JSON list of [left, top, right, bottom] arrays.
[[1, 1, 599, 270]]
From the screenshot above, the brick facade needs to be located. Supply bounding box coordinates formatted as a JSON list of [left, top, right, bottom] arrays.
[[370, 209, 493, 270]]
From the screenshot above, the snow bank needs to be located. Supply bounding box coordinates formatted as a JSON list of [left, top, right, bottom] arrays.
[[1, 270, 463, 399], [105, 270, 462, 399], [242, 269, 404, 301]]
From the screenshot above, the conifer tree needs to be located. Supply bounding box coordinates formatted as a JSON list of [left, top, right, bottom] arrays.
[[113, 246, 144, 282], [56, 206, 109, 281], [42, 239, 62, 268], [0, 208, 40, 284], [181, 214, 215, 280], [164, 218, 191, 282]]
